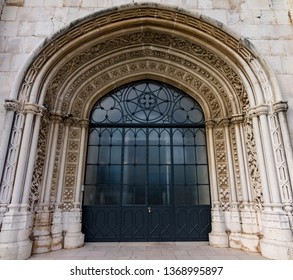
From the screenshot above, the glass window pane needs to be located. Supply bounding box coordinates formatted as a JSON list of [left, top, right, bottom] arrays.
[[111, 128, 123, 145], [109, 166, 121, 185], [174, 165, 184, 184], [125, 129, 135, 145], [135, 146, 146, 164], [124, 146, 135, 164], [148, 185, 170, 205], [184, 146, 195, 164], [149, 165, 159, 185], [99, 147, 110, 163], [196, 146, 207, 164], [160, 165, 171, 185], [135, 166, 146, 185], [174, 185, 185, 205], [184, 129, 195, 145], [83, 185, 96, 205], [173, 147, 184, 163], [87, 146, 98, 164], [85, 165, 97, 184], [136, 129, 147, 142], [185, 166, 197, 184], [88, 129, 100, 145], [149, 129, 159, 145], [97, 166, 109, 184], [173, 129, 184, 145], [197, 165, 209, 184], [100, 129, 111, 145], [195, 129, 206, 145], [122, 185, 145, 205], [160, 129, 171, 145], [160, 146, 171, 164], [185, 186, 198, 205], [149, 147, 159, 164], [110, 146, 122, 164], [123, 165, 134, 185], [198, 185, 210, 205], [107, 185, 120, 205]]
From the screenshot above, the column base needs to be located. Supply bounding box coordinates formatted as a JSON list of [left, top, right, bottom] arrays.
[[260, 239, 293, 259], [64, 232, 84, 249], [209, 231, 229, 248], [0, 239, 32, 260], [31, 234, 52, 254], [229, 232, 260, 252]]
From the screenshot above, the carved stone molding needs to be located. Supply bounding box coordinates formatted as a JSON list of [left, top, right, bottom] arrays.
[[44, 32, 247, 119], [248, 104, 269, 117], [273, 101, 289, 113], [4, 99, 20, 112]]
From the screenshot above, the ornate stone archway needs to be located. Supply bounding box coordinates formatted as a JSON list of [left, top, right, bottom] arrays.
[[0, 4, 292, 259]]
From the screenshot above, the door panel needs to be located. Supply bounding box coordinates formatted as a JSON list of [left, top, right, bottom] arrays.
[[82, 206, 121, 242], [121, 207, 148, 241], [175, 206, 211, 241], [148, 206, 174, 241]]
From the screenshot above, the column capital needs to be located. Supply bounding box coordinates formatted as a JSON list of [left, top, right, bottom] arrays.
[[23, 102, 46, 115], [4, 99, 20, 112], [49, 113, 63, 123], [205, 119, 215, 128], [218, 117, 230, 127], [248, 104, 269, 118], [231, 114, 245, 124], [273, 101, 288, 114], [79, 119, 89, 128]]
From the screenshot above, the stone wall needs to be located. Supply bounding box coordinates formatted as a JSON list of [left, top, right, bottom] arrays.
[[0, 0, 293, 144]]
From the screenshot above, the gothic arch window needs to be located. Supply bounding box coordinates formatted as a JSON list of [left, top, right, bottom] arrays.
[[83, 80, 211, 242]]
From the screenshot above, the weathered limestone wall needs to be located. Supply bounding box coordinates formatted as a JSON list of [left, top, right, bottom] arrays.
[[0, 0, 293, 145]]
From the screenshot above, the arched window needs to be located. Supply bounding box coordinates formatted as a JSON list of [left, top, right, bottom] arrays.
[[83, 80, 211, 241]]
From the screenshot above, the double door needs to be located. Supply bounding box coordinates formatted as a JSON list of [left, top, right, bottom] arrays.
[[82, 126, 211, 242]]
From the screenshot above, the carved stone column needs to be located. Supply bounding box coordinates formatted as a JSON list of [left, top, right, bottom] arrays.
[[272, 101, 293, 229], [51, 118, 71, 251], [232, 114, 260, 252], [31, 114, 63, 254], [0, 100, 20, 226], [0, 102, 43, 259], [224, 117, 241, 249], [63, 119, 88, 250], [249, 105, 293, 259], [206, 120, 228, 248]]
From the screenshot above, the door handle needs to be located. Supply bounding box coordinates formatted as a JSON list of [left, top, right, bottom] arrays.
[[147, 207, 152, 213]]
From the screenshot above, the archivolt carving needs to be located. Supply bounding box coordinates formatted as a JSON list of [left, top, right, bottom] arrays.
[[61, 126, 81, 210], [30, 112, 50, 211], [18, 5, 257, 104], [45, 31, 247, 117], [213, 125, 230, 209], [243, 116, 263, 207], [69, 58, 223, 119]]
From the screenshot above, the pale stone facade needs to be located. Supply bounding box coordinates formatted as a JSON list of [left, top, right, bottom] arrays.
[[0, 0, 292, 259]]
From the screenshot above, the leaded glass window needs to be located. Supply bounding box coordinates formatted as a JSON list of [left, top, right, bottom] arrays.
[[84, 80, 210, 206]]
